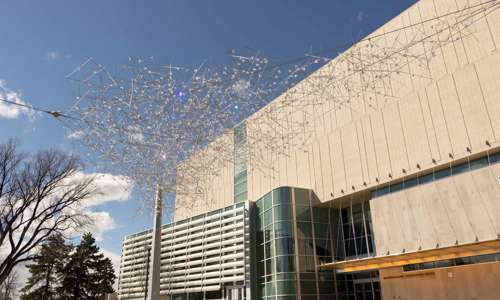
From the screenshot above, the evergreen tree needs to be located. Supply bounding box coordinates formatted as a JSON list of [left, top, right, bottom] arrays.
[[59, 233, 116, 300], [20, 234, 72, 300]]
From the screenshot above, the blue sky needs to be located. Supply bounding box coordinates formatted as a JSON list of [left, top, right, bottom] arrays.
[[0, 0, 415, 275]]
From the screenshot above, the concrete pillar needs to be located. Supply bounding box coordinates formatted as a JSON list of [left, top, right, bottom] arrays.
[[147, 186, 163, 300]]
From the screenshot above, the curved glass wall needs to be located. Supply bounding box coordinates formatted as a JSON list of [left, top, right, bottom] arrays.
[[255, 187, 336, 300], [254, 186, 380, 300]]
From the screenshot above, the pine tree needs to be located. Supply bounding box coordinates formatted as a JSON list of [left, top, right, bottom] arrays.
[[59, 233, 116, 300], [20, 234, 72, 300]]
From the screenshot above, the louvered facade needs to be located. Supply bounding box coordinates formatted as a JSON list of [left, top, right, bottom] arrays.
[[118, 202, 252, 300]]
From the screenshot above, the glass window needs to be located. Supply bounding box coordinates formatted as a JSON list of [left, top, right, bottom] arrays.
[[313, 207, 329, 223], [469, 157, 488, 170], [265, 258, 274, 275], [276, 238, 295, 256], [452, 163, 469, 175], [418, 173, 433, 185], [264, 210, 273, 226], [296, 222, 313, 239], [265, 241, 274, 259], [434, 167, 451, 180], [265, 282, 275, 296], [295, 206, 311, 222], [256, 199, 264, 212], [276, 272, 296, 280], [403, 178, 418, 189], [276, 280, 296, 295], [314, 223, 328, 240], [274, 205, 292, 221], [235, 192, 247, 203], [276, 255, 295, 273], [490, 153, 500, 164], [234, 181, 247, 194], [274, 187, 292, 205], [275, 221, 294, 238], [294, 188, 310, 207], [265, 226, 274, 243], [264, 193, 273, 211], [390, 182, 403, 193]]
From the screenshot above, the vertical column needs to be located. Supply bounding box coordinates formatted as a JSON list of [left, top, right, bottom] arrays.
[[148, 186, 163, 300]]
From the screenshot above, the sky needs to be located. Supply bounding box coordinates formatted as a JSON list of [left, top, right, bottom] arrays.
[[0, 0, 416, 287]]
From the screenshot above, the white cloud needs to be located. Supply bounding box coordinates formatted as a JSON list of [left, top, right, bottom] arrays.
[[356, 11, 366, 22], [46, 51, 60, 61], [66, 130, 84, 140], [86, 211, 117, 241], [64, 171, 133, 240], [0, 79, 33, 119], [68, 171, 134, 207]]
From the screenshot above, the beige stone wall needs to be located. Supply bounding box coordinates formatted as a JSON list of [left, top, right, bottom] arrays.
[[245, 0, 500, 203], [370, 163, 500, 256], [175, 0, 500, 221], [380, 262, 500, 300], [174, 132, 235, 221]]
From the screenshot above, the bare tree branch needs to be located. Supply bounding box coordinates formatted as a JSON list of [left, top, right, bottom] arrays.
[[0, 140, 96, 284]]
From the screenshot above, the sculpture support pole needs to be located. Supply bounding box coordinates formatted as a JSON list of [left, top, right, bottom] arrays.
[[147, 186, 163, 300]]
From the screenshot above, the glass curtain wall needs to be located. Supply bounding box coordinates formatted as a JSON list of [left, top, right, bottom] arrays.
[[234, 122, 248, 203], [255, 187, 336, 300], [254, 187, 379, 300]]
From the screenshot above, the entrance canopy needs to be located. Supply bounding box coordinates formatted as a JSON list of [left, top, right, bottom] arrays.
[[320, 239, 500, 273]]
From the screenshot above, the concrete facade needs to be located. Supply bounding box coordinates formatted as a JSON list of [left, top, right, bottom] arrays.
[[120, 0, 500, 299]]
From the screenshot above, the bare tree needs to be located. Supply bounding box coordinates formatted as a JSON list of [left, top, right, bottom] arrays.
[[0, 140, 95, 285], [0, 268, 18, 300]]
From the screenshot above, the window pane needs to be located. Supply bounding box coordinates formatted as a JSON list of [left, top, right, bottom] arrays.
[[294, 188, 310, 207], [276, 255, 295, 273], [275, 221, 293, 238], [452, 163, 469, 175], [276, 280, 296, 295], [264, 193, 273, 210], [418, 173, 433, 184], [276, 237, 295, 256], [296, 206, 311, 222], [296, 222, 313, 239], [434, 167, 451, 180], [274, 205, 292, 221], [274, 187, 292, 205]]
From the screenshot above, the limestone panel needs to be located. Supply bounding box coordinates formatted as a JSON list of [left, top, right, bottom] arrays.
[[436, 75, 470, 156], [329, 130, 347, 196], [399, 92, 432, 170], [370, 164, 500, 255], [425, 83, 453, 162], [380, 262, 500, 300], [452, 64, 495, 151], [474, 52, 500, 144], [417, 89, 442, 162], [370, 112, 392, 180], [341, 123, 364, 191], [382, 103, 409, 178], [361, 116, 379, 183]]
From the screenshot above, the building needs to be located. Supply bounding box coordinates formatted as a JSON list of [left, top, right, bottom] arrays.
[[118, 0, 500, 299]]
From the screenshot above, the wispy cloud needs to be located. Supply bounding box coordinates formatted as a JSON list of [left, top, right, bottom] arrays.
[[46, 51, 60, 61], [355, 11, 366, 22], [66, 130, 84, 140], [0, 79, 34, 119]]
